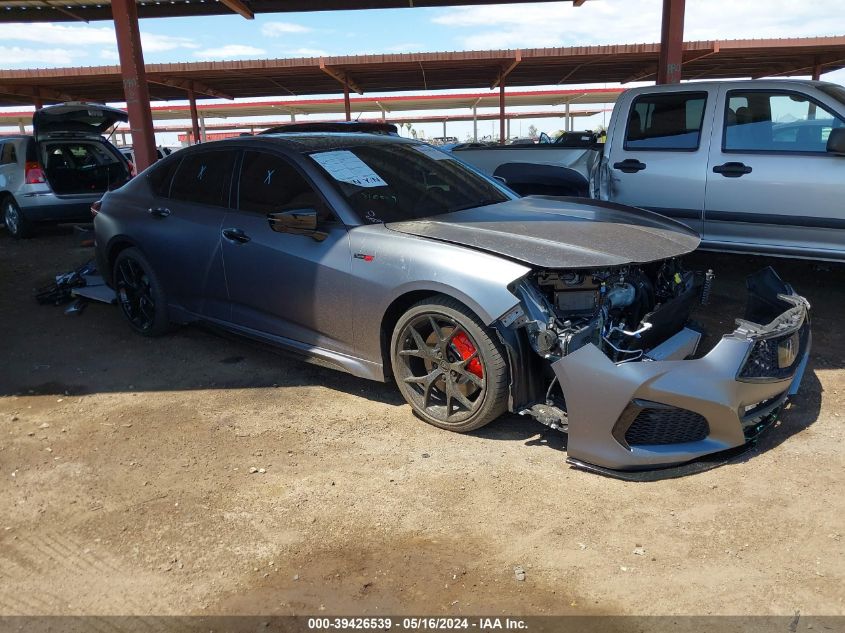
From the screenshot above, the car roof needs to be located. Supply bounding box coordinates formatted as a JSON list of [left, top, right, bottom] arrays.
[[191, 132, 418, 153], [627, 79, 834, 92], [261, 121, 399, 135]]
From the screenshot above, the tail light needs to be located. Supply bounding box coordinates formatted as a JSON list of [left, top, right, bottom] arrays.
[[91, 200, 102, 218], [24, 160, 46, 184], [127, 160, 136, 178]]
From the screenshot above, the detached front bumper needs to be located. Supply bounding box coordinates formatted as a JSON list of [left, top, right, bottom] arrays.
[[553, 268, 811, 475]]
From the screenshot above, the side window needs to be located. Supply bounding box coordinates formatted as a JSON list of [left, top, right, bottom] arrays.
[[724, 90, 845, 153], [0, 142, 16, 165], [147, 156, 182, 198], [238, 151, 334, 221], [624, 92, 707, 150], [170, 150, 236, 207]]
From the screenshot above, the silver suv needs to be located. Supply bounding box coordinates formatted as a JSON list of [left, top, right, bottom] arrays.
[[0, 103, 132, 238]]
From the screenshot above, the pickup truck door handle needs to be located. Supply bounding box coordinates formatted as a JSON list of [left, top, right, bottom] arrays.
[[612, 159, 647, 173], [713, 162, 752, 177], [148, 207, 171, 218], [222, 227, 251, 244]]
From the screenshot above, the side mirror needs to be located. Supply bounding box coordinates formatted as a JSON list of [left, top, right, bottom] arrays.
[[267, 208, 327, 241], [492, 175, 508, 185], [826, 128, 845, 156]]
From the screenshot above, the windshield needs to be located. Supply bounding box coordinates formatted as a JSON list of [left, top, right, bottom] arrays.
[[307, 142, 512, 223]]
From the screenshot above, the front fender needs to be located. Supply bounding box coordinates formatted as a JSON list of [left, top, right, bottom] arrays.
[[348, 224, 530, 367]]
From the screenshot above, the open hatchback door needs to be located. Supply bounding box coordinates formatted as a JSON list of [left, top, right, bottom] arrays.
[[33, 103, 128, 141]]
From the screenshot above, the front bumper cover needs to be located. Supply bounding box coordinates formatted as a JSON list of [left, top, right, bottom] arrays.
[[552, 268, 811, 475]]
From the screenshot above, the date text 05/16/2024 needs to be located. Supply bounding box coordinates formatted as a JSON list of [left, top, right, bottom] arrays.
[[307, 617, 529, 630]]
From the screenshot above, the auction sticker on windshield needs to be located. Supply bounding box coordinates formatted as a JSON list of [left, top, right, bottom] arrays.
[[311, 150, 387, 188]]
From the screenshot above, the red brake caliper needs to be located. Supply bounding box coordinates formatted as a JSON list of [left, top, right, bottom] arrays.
[[451, 332, 483, 378]]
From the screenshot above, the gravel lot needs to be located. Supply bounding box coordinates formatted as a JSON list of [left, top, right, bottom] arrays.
[[1, 228, 843, 617]]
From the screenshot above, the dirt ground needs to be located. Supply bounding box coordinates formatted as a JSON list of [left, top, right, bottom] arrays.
[[0, 227, 843, 618]]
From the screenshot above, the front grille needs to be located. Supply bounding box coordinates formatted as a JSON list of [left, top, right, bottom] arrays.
[[624, 407, 710, 446], [739, 322, 808, 381]]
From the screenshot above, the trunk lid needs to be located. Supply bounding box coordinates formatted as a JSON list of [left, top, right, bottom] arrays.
[[33, 102, 128, 141], [386, 196, 701, 269]]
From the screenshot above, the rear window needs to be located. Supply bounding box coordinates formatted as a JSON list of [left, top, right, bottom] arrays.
[[147, 156, 182, 198], [0, 142, 16, 165], [624, 92, 707, 150], [170, 150, 236, 207], [724, 90, 845, 153]]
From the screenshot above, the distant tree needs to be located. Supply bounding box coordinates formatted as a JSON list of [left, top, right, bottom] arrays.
[[528, 124, 538, 138]]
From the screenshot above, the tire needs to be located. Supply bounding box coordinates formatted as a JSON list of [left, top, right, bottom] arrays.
[[112, 247, 171, 337], [390, 295, 509, 433], [2, 196, 33, 239]]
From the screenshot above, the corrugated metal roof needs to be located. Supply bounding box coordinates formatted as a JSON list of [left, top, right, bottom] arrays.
[[0, 0, 578, 22], [0, 38, 842, 107]]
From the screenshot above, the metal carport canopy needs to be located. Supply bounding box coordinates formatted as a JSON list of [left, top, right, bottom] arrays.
[[1, 38, 843, 107], [0, 0, 592, 168], [0, 0, 581, 22], [0, 87, 623, 116]]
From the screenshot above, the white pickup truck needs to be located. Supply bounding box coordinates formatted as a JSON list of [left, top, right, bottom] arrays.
[[454, 79, 845, 261]]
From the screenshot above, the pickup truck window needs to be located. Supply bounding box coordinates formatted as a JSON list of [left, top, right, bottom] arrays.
[[724, 90, 845, 153], [624, 92, 706, 151]]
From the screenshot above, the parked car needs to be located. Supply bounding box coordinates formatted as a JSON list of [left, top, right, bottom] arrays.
[[594, 79, 845, 261], [454, 80, 845, 261], [93, 130, 810, 477], [0, 103, 132, 238]]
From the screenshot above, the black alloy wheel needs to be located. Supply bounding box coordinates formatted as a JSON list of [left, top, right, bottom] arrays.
[[391, 296, 508, 432], [113, 247, 170, 337]]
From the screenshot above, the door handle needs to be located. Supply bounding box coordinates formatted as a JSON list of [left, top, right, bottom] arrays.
[[148, 207, 171, 218], [613, 159, 647, 173], [222, 227, 251, 244], [713, 162, 752, 177]]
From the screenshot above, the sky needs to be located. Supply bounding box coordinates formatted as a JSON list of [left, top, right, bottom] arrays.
[[1, 0, 844, 142]]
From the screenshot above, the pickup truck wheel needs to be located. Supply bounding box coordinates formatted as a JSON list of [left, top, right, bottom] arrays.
[[3, 197, 33, 239], [113, 247, 170, 337], [391, 296, 508, 432]]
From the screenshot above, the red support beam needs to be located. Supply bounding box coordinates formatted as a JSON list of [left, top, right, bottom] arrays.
[[812, 55, 822, 80], [112, 0, 157, 171], [657, 0, 686, 84], [499, 83, 505, 144], [343, 81, 351, 121], [187, 82, 201, 145]]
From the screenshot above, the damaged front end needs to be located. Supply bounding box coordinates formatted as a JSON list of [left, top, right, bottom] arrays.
[[499, 263, 810, 477]]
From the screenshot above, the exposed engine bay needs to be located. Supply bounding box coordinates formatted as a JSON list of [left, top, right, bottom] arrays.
[[497, 260, 810, 476], [510, 258, 709, 364]]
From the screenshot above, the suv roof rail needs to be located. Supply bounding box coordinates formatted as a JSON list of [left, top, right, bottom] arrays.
[[260, 121, 399, 136]]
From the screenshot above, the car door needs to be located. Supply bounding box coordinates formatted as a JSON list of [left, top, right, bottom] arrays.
[[138, 148, 235, 320], [603, 89, 712, 233], [703, 86, 845, 257], [221, 149, 355, 355]]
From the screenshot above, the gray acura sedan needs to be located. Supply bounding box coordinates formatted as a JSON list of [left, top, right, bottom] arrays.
[[93, 130, 811, 477]]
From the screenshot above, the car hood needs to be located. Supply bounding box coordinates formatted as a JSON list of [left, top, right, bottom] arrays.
[[33, 102, 128, 141], [386, 196, 701, 268]]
